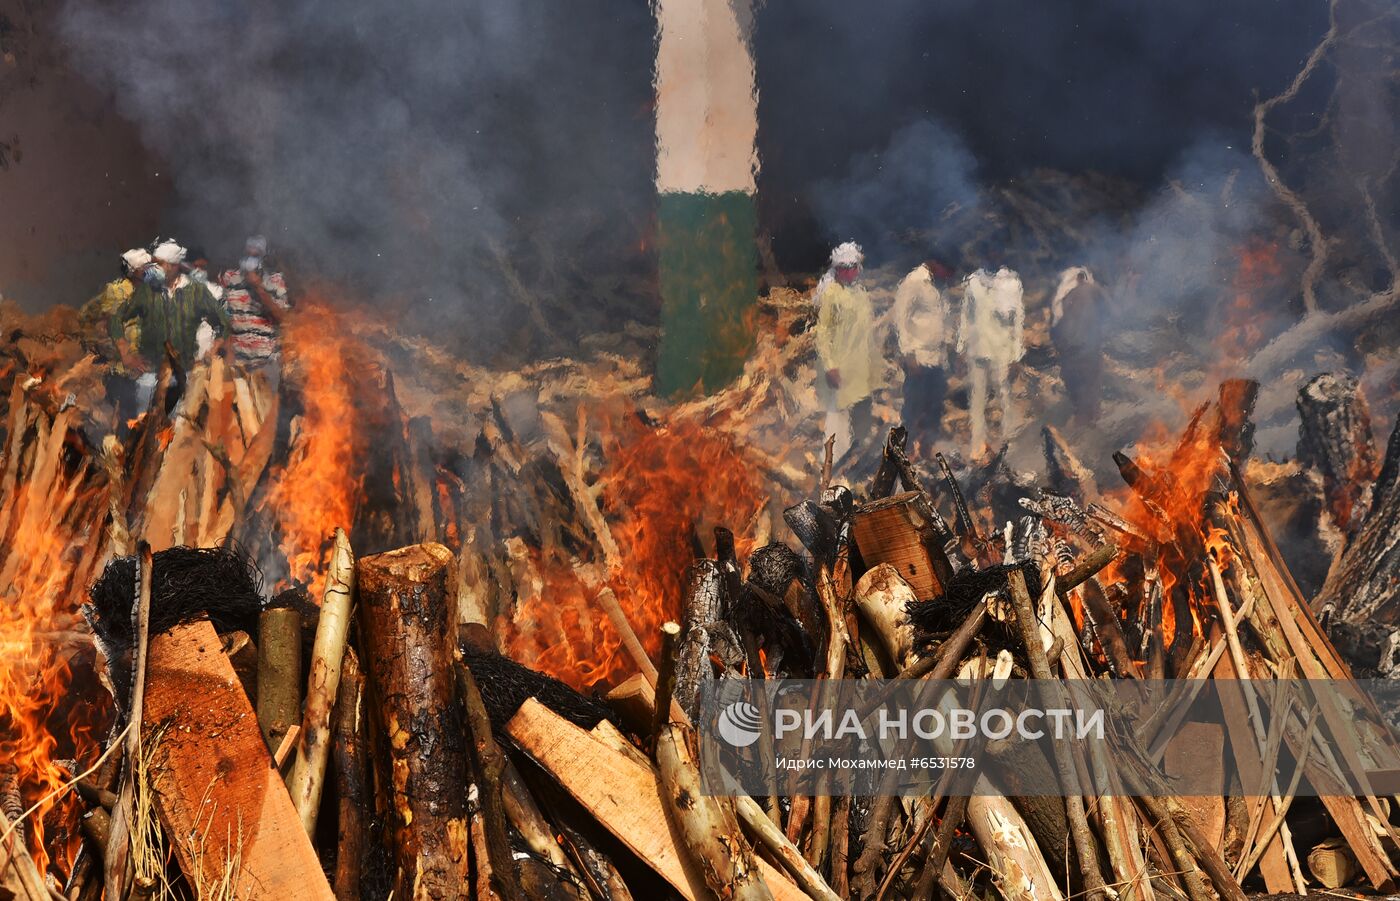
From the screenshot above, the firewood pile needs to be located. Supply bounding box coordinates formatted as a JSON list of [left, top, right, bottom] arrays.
[[1, 294, 1400, 901]]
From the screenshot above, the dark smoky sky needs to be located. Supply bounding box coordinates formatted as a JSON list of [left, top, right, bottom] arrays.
[[0, 0, 1330, 354]]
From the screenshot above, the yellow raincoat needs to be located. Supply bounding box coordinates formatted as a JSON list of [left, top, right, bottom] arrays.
[[814, 275, 880, 408]]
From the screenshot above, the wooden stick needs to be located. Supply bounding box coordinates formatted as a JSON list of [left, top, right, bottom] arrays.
[[104, 542, 152, 901], [597, 587, 657, 683], [1007, 569, 1108, 901], [273, 725, 301, 770], [652, 622, 682, 744], [331, 649, 366, 901], [457, 659, 524, 900], [288, 527, 356, 835], [256, 605, 303, 753], [0, 807, 50, 901]]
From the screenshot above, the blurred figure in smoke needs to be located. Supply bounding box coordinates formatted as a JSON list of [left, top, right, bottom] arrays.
[[111, 239, 230, 410], [891, 260, 952, 448], [1050, 266, 1109, 426], [814, 241, 880, 460], [958, 266, 1024, 454], [221, 235, 291, 404]]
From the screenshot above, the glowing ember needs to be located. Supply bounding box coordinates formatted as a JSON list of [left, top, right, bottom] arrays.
[[262, 298, 362, 599], [505, 417, 767, 692]]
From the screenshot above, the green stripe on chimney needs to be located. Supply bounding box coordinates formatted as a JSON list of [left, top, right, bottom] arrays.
[[656, 189, 758, 398]]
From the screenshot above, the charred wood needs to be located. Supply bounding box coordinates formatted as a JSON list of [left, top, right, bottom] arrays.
[[357, 543, 471, 899]]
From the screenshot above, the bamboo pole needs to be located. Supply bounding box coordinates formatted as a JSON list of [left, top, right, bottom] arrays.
[[288, 527, 355, 835]]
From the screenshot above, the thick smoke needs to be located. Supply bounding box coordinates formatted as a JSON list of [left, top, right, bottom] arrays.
[[57, 0, 655, 362], [810, 119, 982, 264]]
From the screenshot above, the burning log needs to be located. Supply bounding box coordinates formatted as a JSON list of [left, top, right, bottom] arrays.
[[672, 561, 746, 719], [256, 604, 302, 752], [288, 527, 356, 834], [356, 542, 471, 899]]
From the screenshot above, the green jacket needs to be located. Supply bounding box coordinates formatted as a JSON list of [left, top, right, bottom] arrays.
[[111, 277, 230, 369]]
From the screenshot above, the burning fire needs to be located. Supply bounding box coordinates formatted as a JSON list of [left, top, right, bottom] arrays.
[[505, 416, 767, 691], [0, 421, 106, 872], [262, 298, 362, 599]]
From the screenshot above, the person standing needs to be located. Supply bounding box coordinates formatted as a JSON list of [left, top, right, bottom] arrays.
[[814, 241, 879, 460], [1050, 266, 1110, 426], [221, 236, 291, 373], [891, 260, 952, 446], [958, 266, 1025, 454], [110, 239, 230, 406]]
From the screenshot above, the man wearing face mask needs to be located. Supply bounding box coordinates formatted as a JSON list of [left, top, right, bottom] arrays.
[[813, 241, 880, 461], [111, 239, 230, 380]]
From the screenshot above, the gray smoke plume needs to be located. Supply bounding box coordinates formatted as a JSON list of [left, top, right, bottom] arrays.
[[57, 0, 656, 362]]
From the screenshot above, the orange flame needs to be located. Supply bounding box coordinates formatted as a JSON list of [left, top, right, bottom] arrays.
[[262, 299, 361, 598], [0, 417, 106, 872], [504, 416, 766, 692]]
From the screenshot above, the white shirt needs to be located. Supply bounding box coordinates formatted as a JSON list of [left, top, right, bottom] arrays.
[[958, 267, 1025, 366], [891, 266, 950, 368]]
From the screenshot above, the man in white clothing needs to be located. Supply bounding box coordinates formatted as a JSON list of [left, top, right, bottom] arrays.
[[891, 260, 952, 445], [957, 266, 1025, 454]]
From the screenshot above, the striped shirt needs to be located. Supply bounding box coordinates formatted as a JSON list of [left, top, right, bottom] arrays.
[[111, 275, 230, 369], [221, 270, 290, 366]]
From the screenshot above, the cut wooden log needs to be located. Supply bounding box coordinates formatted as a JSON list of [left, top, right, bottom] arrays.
[[1296, 372, 1377, 537], [256, 606, 302, 752], [357, 542, 471, 900], [456, 660, 524, 900], [507, 698, 807, 901], [852, 564, 917, 671], [1308, 837, 1359, 889], [1316, 414, 1400, 624], [672, 561, 745, 720], [850, 492, 949, 600], [332, 648, 367, 901], [141, 619, 333, 899]]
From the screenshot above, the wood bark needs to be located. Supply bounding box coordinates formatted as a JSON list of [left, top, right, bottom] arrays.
[[1317, 414, 1400, 623], [1297, 372, 1378, 538], [332, 648, 368, 901], [656, 722, 773, 901], [256, 605, 302, 752], [852, 564, 916, 671], [288, 527, 356, 835], [357, 542, 471, 900], [506, 698, 807, 901], [456, 660, 523, 901]]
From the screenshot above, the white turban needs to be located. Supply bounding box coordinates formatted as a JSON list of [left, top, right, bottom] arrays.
[[152, 240, 187, 264], [121, 248, 152, 272], [830, 241, 864, 268]]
